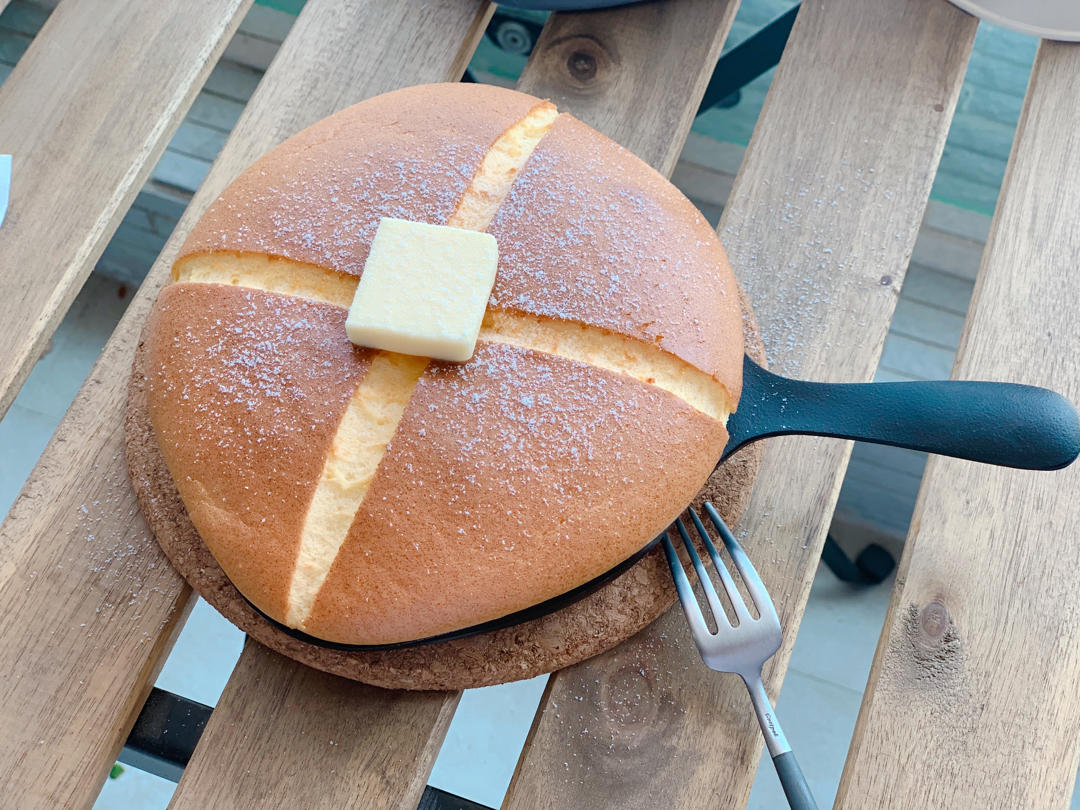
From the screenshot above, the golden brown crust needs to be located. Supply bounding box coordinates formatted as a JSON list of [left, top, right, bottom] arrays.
[[304, 342, 727, 645], [178, 85, 742, 405], [178, 83, 542, 275], [144, 283, 372, 619], [125, 285, 765, 690], [488, 114, 743, 404], [139, 82, 749, 650]]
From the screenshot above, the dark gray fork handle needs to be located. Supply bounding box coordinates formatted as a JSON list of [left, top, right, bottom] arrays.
[[745, 675, 818, 809], [722, 356, 1080, 470], [773, 752, 817, 810]]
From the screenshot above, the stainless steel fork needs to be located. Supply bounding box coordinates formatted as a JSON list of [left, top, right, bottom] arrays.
[[663, 502, 818, 810]]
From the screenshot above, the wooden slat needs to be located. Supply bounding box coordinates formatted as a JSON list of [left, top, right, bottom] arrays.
[[503, 2, 976, 808], [165, 0, 498, 806], [174, 641, 460, 809], [837, 41, 1080, 809], [516, 0, 738, 176], [0, 0, 251, 419], [173, 2, 740, 807], [0, 2, 490, 809]]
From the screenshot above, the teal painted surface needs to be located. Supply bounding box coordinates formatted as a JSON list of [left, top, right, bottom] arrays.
[[470, 9, 546, 81], [0, 0, 48, 34], [471, 35, 530, 82], [254, 0, 304, 14], [0, 25, 31, 63], [932, 24, 1035, 214]]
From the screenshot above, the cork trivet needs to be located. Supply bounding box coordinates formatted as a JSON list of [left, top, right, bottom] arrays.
[[125, 289, 765, 691]]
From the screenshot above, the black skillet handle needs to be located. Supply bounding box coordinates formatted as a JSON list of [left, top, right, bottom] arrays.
[[722, 356, 1080, 471]]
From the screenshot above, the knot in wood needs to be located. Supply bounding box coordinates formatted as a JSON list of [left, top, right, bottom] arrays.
[[592, 661, 678, 753], [567, 49, 598, 82], [919, 600, 950, 641], [899, 600, 966, 689], [601, 663, 660, 732], [543, 34, 613, 94]]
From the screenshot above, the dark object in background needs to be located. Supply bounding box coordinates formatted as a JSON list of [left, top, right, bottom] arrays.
[[821, 535, 896, 585], [495, 0, 639, 9]]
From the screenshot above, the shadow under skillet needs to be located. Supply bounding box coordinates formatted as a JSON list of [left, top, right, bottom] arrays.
[[244, 533, 664, 652]]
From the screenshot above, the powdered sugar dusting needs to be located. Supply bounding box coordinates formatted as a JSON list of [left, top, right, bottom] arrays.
[[152, 286, 362, 432], [722, 162, 903, 378], [178, 86, 539, 277], [64, 460, 181, 638], [147, 284, 370, 606], [310, 342, 726, 642], [189, 141, 481, 277], [488, 115, 742, 383]]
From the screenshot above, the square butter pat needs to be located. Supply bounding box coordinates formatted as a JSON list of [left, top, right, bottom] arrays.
[[346, 218, 498, 362]]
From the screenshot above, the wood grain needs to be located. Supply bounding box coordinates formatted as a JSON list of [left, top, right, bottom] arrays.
[[0, 2, 490, 808], [503, 2, 977, 808], [0, 0, 251, 419], [516, 0, 738, 176], [172, 641, 460, 809], [837, 41, 1080, 810]]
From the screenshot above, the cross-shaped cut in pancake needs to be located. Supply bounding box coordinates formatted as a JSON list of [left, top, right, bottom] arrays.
[[146, 83, 743, 645]]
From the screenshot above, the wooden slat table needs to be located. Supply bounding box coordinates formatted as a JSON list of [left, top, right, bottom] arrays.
[[0, 0, 251, 419], [0, 2, 488, 808], [1, 1, 1078, 808], [838, 40, 1080, 809], [507, 3, 978, 807]]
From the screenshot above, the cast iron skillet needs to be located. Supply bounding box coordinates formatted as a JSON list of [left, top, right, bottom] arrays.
[[253, 356, 1080, 651]]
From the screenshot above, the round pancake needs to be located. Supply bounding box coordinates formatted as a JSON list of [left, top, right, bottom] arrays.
[[125, 286, 764, 691]]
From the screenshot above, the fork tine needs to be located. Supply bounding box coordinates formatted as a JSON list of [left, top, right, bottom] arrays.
[[661, 532, 711, 645], [674, 518, 732, 628], [688, 508, 752, 623], [703, 502, 777, 620]]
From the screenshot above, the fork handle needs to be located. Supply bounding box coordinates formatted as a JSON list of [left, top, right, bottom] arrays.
[[745, 675, 819, 810], [773, 752, 818, 810]]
